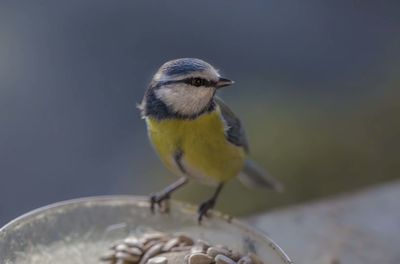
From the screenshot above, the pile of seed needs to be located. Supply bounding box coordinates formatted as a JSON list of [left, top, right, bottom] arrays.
[[100, 232, 264, 264]]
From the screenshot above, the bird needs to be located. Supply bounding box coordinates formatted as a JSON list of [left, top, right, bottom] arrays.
[[139, 58, 282, 222]]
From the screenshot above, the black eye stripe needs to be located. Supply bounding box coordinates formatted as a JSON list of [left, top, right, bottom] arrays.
[[153, 78, 217, 89], [185, 77, 217, 87]]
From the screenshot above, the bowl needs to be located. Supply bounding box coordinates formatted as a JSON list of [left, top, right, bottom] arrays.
[[0, 196, 292, 264]]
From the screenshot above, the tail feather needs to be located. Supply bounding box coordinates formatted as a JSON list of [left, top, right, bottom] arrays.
[[238, 159, 283, 192]]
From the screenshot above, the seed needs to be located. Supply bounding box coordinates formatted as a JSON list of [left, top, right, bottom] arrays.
[[116, 244, 130, 252], [125, 247, 143, 256], [143, 240, 158, 252], [141, 233, 169, 244], [170, 245, 192, 252], [157, 252, 189, 264], [176, 234, 194, 246], [114, 244, 143, 256], [206, 247, 230, 258], [162, 237, 180, 251], [124, 237, 143, 248], [139, 243, 164, 264], [115, 251, 140, 263], [147, 256, 168, 264], [188, 253, 214, 264], [215, 254, 236, 264]]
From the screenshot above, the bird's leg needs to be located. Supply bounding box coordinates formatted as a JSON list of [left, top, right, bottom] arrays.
[[150, 177, 188, 213], [198, 183, 224, 223]]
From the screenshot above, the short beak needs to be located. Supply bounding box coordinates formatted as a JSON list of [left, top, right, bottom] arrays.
[[216, 77, 234, 89]]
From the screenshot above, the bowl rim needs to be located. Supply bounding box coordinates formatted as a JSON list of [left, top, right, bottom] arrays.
[[0, 195, 293, 264]]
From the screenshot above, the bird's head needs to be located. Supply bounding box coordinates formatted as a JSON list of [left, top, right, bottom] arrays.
[[147, 58, 234, 117]]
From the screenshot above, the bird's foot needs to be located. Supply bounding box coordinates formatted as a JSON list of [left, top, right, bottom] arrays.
[[149, 177, 188, 215], [150, 193, 170, 213], [197, 198, 216, 224]]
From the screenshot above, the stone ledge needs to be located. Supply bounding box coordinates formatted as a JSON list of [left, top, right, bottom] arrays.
[[247, 181, 400, 264]]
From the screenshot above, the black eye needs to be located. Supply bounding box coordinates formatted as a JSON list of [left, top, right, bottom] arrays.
[[191, 78, 203, 87]]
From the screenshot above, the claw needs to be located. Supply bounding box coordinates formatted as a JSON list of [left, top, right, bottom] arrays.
[[197, 199, 215, 224], [150, 194, 157, 213], [197, 183, 224, 224], [149, 177, 188, 214], [149, 193, 170, 213]]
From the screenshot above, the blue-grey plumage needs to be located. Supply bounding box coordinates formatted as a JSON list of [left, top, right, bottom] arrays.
[[240, 160, 283, 191], [215, 97, 283, 191], [140, 58, 282, 221]]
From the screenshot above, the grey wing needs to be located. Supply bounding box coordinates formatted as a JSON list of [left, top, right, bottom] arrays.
[[216, 97, 283, 191], [215, 97, 249, 153]]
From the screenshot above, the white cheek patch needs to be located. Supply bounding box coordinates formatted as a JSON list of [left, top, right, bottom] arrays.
[[155, 84, 215, 116]]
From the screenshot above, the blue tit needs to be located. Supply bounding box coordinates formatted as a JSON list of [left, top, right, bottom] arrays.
[[139, 58, 282, 222]]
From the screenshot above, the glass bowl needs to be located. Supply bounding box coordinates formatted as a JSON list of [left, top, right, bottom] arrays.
[[0, 196, 292, 264]]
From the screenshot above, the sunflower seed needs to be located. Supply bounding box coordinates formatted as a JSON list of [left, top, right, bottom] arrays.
[[143, 240, 158, 252], [126, 247, 143, 256], [176, 234, 194, 246], [139, 243, 164, 264], [188, 253, 214, 264], [215, 254, 236, 264], [147, 256, 168, 264], [124, 237, 143, 248], [115, 251, 140, 263], [170, 245, 192, 252], [162, 237, 180, 251], [116, 244, 130, 252], [206, 247, 230, 258], [141, 233, 169, 245]]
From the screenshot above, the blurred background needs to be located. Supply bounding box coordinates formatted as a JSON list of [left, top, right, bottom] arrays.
[[0, 1, 399, 225]]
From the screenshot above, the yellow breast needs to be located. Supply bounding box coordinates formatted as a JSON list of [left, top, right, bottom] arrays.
[[145, 108, 246, 184]]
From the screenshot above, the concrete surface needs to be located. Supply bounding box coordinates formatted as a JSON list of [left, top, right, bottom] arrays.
[[249, 181, 400, 264]]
